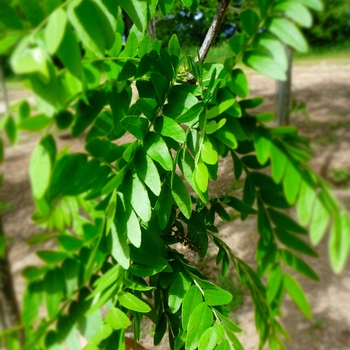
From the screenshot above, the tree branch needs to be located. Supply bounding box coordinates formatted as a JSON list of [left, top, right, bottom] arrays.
[[198, 0, 232, 63]]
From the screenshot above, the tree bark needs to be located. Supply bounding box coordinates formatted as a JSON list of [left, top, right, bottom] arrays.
[[198, 0, 232, 63], [0, 216, 23, 344], [0, 61, 9, 114], [276, 45, 293, 126]]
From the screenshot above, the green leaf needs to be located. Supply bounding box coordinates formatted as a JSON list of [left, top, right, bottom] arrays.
[[118, 61, 137, 80], [151, 72, 169, 103], [239, 9, 260, 36], [229, 34, 248, 55], [270, 142, 287, 183], [223, 196, 257, 215], [154, 116, 186, 143], [309, 193, 330, 245], [72, 90, 108, 137], [29, 143, 52, 198], [198, 323, 224, 350], [194, 162, 209, 193], [45, 8, 67, 55], [275, 228, 318, 257], [18, 115, 52, 131], [274, 1, 312, 28], [227, 69, 249, 99], [296, 177, 316, 225], [111, 222, 130, 269], [37, 250, 67, 264], [44, 0, 62, 14], [283, 159, 302, 205], [44, 268, 65, 319], [203, 286, 232, 306], [4, 115, 17, 145], [216, 311, 242, 333], [231, 151, 243, 181], [57, 24, 82, 78], [135, 150, 161, 196], [120, 32, 138, 58], [102, 168, 125, 196], [254, 32, 288, 71], [124, 172, 152, 223], [206, 119, 226, 135], [0, 0, 23, 29], [121, 116, 148, 140], [266, 17, 308, 53], [143, 132, 173, 171], [243, 50, 286, 81], [182, 285, 203, 330], [168, 272, 191, 313], [11, 41, 49, 80], [257, 197, 273, 245], [61, 258, 80, 298], [284, 273, 312, 319], [213, 125, 238, 149], [329, 211, 350, 274], [118, 0, 147, 31], [185, 303, 213, 350], [266, 264, 283, 304], [67, 0, 115, 57], [168, 34, 180, 57], [22, 281, 43, 326], [159, 0, 175, 15], [106, 190, 117, 236], [58, 235, 83, 252], [201, 141, 218, 165], [136, 98, 158, 122], [206, 99, 235, 120], [91, 264, 124, 298], [176, 102, 204, 123], [254, 126, 272, 165], [125, 201, 142, 248], [268, 208, 307, 234], [118, 292, 151, 313], [55, 111, 73, 130], [19, 100, 30, 120], [157, 184, 174, 229], [105, 308, 131, 330], [216, 340, 231, 350], [280, 249, 319, 281], [171, 173, 192, 219], [296, 0, 324, 11]]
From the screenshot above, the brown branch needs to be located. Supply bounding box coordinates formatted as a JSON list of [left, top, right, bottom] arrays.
[[198, 0, 232, 63]]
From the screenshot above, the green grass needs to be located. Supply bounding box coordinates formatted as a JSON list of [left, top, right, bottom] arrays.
[[294, 41, 350, 62], [190, 41, 350, 66]]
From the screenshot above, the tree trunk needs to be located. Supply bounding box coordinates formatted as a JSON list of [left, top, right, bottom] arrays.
[[276, 45, 293, 126], [0, 216, 23, 345], [0, 61, 10, 115], [147, 18, 157, 40]]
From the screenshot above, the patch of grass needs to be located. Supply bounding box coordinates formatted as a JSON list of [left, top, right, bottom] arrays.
[[308, 316, 325, 342], [216, 273, 244, 312], [329, 167, 350, 188], [294, 42, 350, 63]]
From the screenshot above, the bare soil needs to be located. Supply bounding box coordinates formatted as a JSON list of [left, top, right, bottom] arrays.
[[1, 58, 350, 349]]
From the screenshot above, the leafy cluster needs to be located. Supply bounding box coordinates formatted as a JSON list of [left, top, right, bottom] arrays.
[[0, 0, 350, 350]]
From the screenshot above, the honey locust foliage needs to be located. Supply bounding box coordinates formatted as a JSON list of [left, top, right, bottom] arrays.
[[1, 0, 349, 349]]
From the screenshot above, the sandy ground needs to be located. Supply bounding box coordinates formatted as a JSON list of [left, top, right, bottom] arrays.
[[1, 58, 350, 349]]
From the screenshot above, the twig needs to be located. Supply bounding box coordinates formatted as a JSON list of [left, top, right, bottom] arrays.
[[198, 0, 232, 63], [186, 0, 231, 82]]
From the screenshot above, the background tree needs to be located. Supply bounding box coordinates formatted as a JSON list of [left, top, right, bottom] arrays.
[[0, 1, 349, 350]]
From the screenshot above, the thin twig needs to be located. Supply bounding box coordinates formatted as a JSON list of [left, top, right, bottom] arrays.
[[198, 0, 232, 63]]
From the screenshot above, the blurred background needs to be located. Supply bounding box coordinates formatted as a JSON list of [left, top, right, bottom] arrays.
[[1, 1, 350, 349]]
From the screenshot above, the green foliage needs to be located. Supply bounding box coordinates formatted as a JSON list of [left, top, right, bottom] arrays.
[[0, 1, 349, 350]]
